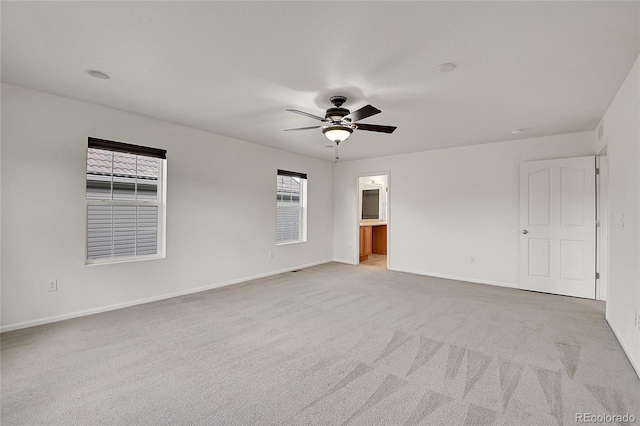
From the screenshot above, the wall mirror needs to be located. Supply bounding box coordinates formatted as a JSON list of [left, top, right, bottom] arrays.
[[362, 189, 380, 219]]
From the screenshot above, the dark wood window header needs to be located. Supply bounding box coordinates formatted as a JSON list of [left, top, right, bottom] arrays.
[[278, 169, 307, 179], [88, 137, 167, 159]]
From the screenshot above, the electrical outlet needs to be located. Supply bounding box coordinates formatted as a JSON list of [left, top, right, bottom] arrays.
[[269, 251, 275, 259], [48, 280, 57, 292], [471, 256, 476, 264], [620, 214, 625, 227]]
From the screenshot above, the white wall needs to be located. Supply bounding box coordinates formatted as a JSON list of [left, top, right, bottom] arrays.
[[1, 83, 334, 330], [598, 55, 640, 375], [334, 132, 595, 288]]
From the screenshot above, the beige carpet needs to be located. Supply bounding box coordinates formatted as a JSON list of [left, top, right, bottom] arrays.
[[2, 262, 639, 425]]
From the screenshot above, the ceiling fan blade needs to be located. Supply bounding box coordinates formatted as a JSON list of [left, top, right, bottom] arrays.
[[345, 104, 381, 122], [355, 123, 397, 134], [286, 109, 325, 121], [283, 125, 322, 131]]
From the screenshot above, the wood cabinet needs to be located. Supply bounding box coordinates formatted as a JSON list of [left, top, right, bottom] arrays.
[[360, 224, 388, 261], [359, 226, 372, 261], [372, 225, 387, 255]]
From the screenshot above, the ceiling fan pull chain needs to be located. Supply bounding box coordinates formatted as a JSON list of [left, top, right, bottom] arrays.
[[335, 144, 339, 163]]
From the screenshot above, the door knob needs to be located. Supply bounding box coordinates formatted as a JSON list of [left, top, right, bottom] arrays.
[[522, 230, 528, 234]]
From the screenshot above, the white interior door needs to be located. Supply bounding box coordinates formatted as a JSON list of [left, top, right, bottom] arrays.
[[519, 156, 596, 299]]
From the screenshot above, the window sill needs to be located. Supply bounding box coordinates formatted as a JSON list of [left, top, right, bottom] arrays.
[[86, 254, 165, 266], [276, 240, 306, 246]]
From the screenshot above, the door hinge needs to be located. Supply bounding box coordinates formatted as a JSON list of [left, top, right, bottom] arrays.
[[596, 272, 600, 280], [596, 168, 600, 175], [596, 220, 600, 227]]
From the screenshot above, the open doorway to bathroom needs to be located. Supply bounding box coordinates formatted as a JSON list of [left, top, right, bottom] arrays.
[[358, 174, 388, 269]]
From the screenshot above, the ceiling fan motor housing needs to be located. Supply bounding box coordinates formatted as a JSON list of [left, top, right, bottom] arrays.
[[325, 107, 350, 122]]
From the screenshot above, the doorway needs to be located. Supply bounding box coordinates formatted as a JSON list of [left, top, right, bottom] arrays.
[[357, 174, 389, 269]]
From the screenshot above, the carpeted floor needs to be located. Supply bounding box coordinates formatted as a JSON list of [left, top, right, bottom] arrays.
[[2, 262, 639, 425]]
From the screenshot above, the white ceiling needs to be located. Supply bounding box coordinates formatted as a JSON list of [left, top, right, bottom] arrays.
[[2, 2, 638, 161]]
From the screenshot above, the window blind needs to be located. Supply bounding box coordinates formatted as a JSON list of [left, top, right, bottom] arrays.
[[277, 169, 307, 179], [89, 137, 166, 159], [87, 205, 158, 259]]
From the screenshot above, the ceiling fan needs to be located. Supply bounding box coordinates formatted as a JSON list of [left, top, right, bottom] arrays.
[[284, 96, 397, 144]]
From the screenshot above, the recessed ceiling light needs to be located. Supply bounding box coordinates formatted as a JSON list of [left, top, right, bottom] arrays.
[[437, 63, 456, 73], [86, 69, 111, 80], [511, 128, 526, 135]]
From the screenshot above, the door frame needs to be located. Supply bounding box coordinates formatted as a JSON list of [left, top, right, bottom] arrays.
[[355, 171, 390, 268], [596, 148, 609, 301]]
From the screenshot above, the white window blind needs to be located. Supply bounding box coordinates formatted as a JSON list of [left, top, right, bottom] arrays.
[[276, 170, 307, 244], [86, 138, 166, 263]]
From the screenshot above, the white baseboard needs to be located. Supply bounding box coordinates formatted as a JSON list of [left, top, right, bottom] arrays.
[[606, 318, 640, 379], [388, 267, 518, 290], [0, 260, 332, 333], [333, 258, 358, 265]]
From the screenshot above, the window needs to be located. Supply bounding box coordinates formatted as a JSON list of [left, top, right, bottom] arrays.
[[276, 169, 307, 244], [86, 137, 166, 264]]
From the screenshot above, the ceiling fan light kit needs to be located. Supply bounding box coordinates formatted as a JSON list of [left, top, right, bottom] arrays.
[[323, 125, 353, 143]]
